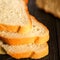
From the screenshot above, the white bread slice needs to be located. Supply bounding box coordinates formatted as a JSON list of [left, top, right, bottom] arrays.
[[0, 0, 31, 33], [31, 16, 49, 45], [0, 15, 49, 45], [0, 41, 48, 59]]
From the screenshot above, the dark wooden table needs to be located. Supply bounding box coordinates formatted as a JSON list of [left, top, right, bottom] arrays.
[[0, 0, 60, 60]]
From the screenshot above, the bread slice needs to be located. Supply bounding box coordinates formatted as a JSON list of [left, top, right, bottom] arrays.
[[0, 0, 31, 33], [0, 41, 48, 59], [0, 15, 49, 45], [31, 43, 48, 59], [31, 16, 49, 45]]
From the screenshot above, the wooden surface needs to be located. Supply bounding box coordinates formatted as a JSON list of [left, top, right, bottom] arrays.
[[0, 0, 60, 60]]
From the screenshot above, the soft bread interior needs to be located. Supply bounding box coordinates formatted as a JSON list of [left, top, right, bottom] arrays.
[[0, 40, 48, 59], [0, 0, 30, 26], [0, 16, 49, 45], [0, 16, 49, 38], [0, 0, 32, 33]]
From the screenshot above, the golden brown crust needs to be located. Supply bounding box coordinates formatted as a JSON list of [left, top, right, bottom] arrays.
[[0, 36, 36, 45], [8, 51, 32, 59], [18, 22, 32, 34], [35, 34, 49, 45], [0, 23, 32, 34], [25, 0, 28, 4], [0, 24, 19, 32], [31, 44, 48, 59], [0, 34, 49, 45]]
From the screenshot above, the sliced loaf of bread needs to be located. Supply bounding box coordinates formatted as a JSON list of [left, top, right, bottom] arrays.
[[0, 15, 49, 45], [0, 41, 48, 59], [0, 0, 31, 33]]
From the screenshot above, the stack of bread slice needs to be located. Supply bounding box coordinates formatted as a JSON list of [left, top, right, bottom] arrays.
[[0, 0, 49, 59]]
